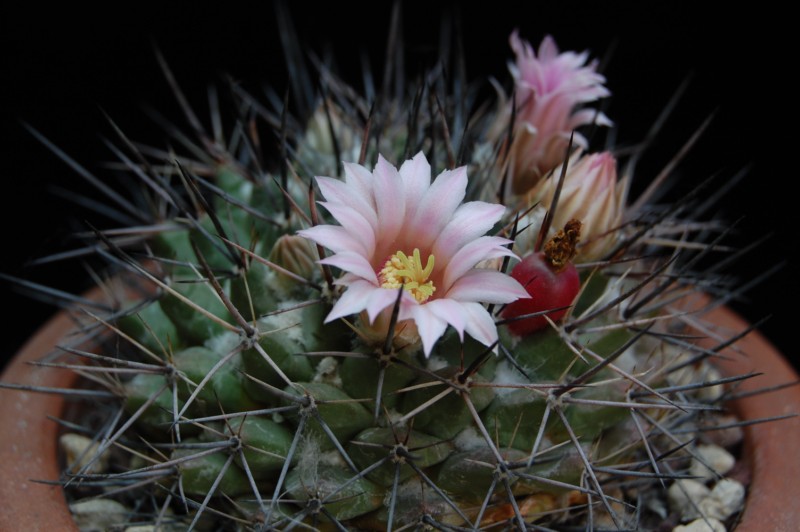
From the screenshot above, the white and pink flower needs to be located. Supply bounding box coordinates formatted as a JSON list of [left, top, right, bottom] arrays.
[[501, 31, 611, 195], [299, 152, 529, 356]]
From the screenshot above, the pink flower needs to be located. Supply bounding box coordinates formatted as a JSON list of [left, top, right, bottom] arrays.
[[503, 31, 611, 195], [299, 152, 529, 356]]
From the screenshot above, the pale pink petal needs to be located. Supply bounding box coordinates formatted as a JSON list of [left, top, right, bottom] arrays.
[[325, 279, 377, 322], [298, 225, 365, 255], [433, 201, 507, 261], [509, 30, 526, 58], [319, 251, 378, 283], [538, 35, 559, 61], [446, 269, 530, 303], [406, 305, 449, 357], [342, 162, 376, 208], [461, 302, 500, 347], [318, 202, 375, 257], [570, 108, 613, 128], [398, 151, 431, 221], [442, 236, 517, 289], [407, 166, 467, 249], [333, 272, 362, 287], [364, 287, 411, 323], [423, 298, 469, 340], [373, 155, 405, 245], [316, 175, 378, 229]]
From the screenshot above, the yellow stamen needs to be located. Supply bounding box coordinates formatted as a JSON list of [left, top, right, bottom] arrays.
[[379, 248, 436, 303]]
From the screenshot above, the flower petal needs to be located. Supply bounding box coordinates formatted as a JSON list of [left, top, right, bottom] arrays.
[[422, 298, 469, 340], [433, 201, 507, 262], [342, 161, 377, 208], [318, 201, 376, 258], [405, 304, 449, 357], [399, 151, 431, 221], [316, 175, 378, 229], [442, 236, 517, 290], [461, 301, 500, 347], [446, 269, 530, 303], [298, 225, 364, 255], [373, 155, 405, 246], [325, 279, 377, 322], [364, 288, 410, 323], [319, 251, 378, 283], [407, 165, 467, 250]]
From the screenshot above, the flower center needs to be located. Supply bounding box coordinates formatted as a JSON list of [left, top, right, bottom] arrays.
[[379, 248, 436, 303]]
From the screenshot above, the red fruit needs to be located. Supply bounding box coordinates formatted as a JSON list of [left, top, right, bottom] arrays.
[[501, 252, 580, 337]]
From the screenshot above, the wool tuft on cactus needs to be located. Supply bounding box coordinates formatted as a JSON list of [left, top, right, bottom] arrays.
[[2, 6, 794, 532]]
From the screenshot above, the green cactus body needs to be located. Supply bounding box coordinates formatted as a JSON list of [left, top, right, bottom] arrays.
[[226, 416, 295, 477], [159, 281, 234, 344], [281, 382, 373, 450], [124, 372, 178, 432], [118, 301, 181, 355], [400, 366, 495, 440], [229, 259, 279, 321], [171, 443, 251, 497], [108, 178, 720, 530], [285, 462, 385, 522], [173, 347, 258, 414], [348, 427, 453, 486]]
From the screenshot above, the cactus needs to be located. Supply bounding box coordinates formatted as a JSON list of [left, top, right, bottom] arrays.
[[2, 8, 775, 532]]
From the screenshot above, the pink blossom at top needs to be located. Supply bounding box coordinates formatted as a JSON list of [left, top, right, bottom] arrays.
[[299, 152, 529, 357], [504, 31, 611, 195]]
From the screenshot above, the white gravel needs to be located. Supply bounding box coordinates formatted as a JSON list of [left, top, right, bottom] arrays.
[[689, 444, 736, 481]]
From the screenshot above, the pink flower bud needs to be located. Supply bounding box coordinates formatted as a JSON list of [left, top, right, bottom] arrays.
[[526, 151, 624, 262]]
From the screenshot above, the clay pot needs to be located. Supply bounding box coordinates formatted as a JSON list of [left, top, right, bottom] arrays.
[[688, 295, 800, 531], [0, 299, 85, 532], [1, 294, 798, 530]]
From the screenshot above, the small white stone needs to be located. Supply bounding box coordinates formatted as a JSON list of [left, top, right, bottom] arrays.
[[698, 366, 725, 401], [673, 517, 726, 532], [668, 479, 710, 521], [124, 524, 183, 532], [699, 413, 743, 448], [70, 498, 129, 530], [698, 478, 745, 521], [689, 444, 735, 481], [644, 493, 669, 519], [60, 433, 109, 474], [124, 523, 184, 532]]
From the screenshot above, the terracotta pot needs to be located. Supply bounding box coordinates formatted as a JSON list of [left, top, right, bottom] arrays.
[[0, 298, 85, 532], [687, 295, 800, 531], [1, 294, 798, 530]]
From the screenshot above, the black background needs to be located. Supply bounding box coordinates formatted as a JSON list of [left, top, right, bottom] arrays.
[[2, 2, 796, 370]]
